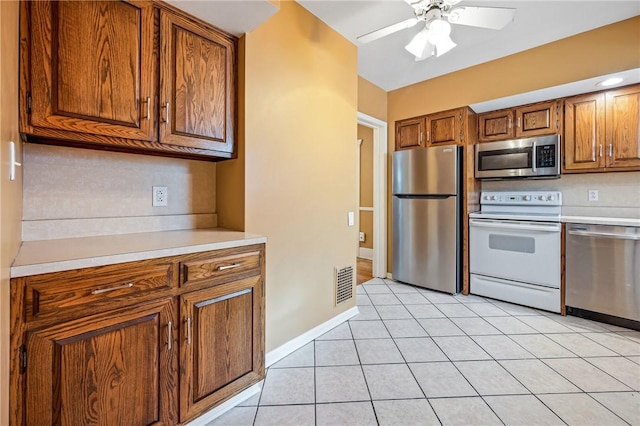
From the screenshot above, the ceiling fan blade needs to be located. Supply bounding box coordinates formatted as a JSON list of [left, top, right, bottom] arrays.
[[447, 6, 516, 30], [357, 18, 419, 44]]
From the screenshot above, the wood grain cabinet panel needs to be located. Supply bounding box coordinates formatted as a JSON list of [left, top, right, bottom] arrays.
[[159, 10, 236, 154], [11, 244, 266, 425], [478, 109, 515, 142], [20, 0, 238, 160], [181, 247, 263, 289], [395, 117, 425, 150], [515, 100, 561, 138], [564, 92, 605, 171], [564, 84, 640, 173], [179, 275, 265, 423], [606, 85, 640, 169], [23, 0, 156, 141], [425, 108, 462, 146], [23, 298, 178, 425]]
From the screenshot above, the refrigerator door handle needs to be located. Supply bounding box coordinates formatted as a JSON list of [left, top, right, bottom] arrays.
[[395, 194, 453, 199]]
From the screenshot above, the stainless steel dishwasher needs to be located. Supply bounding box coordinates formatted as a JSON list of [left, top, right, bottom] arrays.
[[566, 223, 640, 326]]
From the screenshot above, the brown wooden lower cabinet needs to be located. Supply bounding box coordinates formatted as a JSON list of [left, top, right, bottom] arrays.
[[179, 276, 264, 422], [10, 244, 266, 426]]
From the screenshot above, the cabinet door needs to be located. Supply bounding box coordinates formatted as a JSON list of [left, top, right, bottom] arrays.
[[25, 0, 156, 141], [395, 117, 425, 150], [515, 101, 560, 138], [159, 10, 236, 155], [24, 298, 178, 425], [180, 276, 264, 422], [426, 109, 462, 146], [478, 109, 515, 142], [606, 85, 640, 169], [564, 93, 605, 172]]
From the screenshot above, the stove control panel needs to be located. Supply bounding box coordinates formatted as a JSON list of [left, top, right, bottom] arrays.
[[481, 191, 562, 206]]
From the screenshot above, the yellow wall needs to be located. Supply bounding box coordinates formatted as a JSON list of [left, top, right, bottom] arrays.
[[358, 125, 373, 250], [358, 76, 387, 121], [216, 36, 246, 232], [0, 2, 22, 424], [243, 2, 358, 351], [386, 16, 640, 273]]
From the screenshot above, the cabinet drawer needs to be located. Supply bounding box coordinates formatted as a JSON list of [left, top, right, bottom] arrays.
[[24, 261, 174, 322], [180, 247, 263, 288]]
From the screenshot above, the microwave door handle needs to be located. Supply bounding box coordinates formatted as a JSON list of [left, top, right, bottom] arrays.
[[531, 140, 537, 173]]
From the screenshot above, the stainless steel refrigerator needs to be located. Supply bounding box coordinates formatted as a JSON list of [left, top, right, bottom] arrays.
[[392, 145, 461, 294]]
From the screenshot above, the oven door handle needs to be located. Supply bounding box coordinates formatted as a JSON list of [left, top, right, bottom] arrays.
[[469, 219, 561, 233], [567, 229, 640, 241]]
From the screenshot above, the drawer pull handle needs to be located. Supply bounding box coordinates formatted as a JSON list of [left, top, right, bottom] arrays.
[[161, 102, 170, 124], [167, 321, 173, 350], [217, 263, 240, 271], [186, 317, 192, 345], [90, 282, 133, 295], [143, 97, 151, 120]]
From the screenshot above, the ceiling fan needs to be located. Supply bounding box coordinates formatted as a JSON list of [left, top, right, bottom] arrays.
[[357, 0, 516, 60]]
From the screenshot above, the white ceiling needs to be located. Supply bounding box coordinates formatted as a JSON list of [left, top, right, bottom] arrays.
[[166, 0, 639, 93]]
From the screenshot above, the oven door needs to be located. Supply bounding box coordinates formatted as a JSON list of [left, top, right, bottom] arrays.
[[469, 218, 561, 288]]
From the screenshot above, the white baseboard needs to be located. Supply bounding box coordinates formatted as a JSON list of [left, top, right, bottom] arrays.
[[358, 248, 373, 260], [186, 382, 262, 426], [265, 306, 359, 367]]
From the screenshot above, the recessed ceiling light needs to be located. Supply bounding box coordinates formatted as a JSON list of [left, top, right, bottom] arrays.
[[598, 77, 624, 87]]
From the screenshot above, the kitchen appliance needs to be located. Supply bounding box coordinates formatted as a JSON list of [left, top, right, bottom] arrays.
[[566, 223, 640, 329], [469, 191, 562, 312], [475, 134, 560, 180], [392, 145, 461, 294]]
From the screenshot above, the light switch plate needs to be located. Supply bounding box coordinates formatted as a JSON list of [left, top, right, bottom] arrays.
[[588, 189, 599, 201], [348, 212, 355, 227]]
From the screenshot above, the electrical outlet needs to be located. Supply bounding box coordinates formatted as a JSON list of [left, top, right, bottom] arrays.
[[588, 189, 599, 201], [153, 186, 168, 207], [359, 232, 365, 242]]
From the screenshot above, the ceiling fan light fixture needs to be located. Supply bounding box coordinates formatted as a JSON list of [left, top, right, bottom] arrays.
[[405, 27, 431, 57], [427, 18, 456, 57]]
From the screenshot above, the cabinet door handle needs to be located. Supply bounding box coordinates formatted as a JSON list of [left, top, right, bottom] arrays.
[[217, 263, 240, 271], [426, 131, 430, 142], [508, 118, 512, 129], [167, 321, 173, 351], [609, 144, 613, 158], [186, 317, 192, 345], [90, 282, 133, 295], [161, 102, 170, 124], [143, 97, 150, 121], [598, 144, 603, 158], [516, 117, 521, 128]]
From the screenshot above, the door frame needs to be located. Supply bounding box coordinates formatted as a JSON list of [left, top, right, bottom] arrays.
[[357, 112, 387, 278]]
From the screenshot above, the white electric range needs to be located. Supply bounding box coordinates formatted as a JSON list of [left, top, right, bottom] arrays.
[[469, 191, 562, 313]]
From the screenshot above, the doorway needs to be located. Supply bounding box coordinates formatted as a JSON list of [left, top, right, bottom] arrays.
[[357, 112, 387, 280]]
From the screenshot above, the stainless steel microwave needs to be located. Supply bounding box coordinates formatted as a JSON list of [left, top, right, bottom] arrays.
[[475, 135, 561, 179]]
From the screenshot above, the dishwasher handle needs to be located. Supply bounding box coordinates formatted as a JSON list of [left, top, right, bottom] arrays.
[[469, 219, 561, 233], [567, 228, 640, 241]]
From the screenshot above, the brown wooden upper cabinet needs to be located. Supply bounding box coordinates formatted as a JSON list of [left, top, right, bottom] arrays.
[[159, 10, 235, 154], [395, 107, 473, 151], [22, 0, 157, 141], [395, 117, 425, 150], [20, 0, 237, 160], [478, 100, 561, 142], [564, 84, 640, 172]]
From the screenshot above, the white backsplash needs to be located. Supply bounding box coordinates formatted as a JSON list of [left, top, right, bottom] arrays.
[[22, 144, 218, 240], [482, 171, 640, 219]]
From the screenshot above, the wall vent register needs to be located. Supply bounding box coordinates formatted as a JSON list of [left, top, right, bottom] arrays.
[[335, 266, 354, 305]]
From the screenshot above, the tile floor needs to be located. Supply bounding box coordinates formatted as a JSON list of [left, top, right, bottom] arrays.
[[210, 278, 640, 426]]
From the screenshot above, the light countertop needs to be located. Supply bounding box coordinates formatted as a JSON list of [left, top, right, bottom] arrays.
[[11, 228, 267, 278], [561, 216, 640, 227]]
